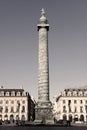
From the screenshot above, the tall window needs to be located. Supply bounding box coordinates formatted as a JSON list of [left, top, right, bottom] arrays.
[[80, 106, 83, 113], [74, 100, 77, 104], [11, 100, 14, 104], [21, 106, 25, 113], [68, 100, 71, 105], [0, 100, 3, 104], [80, 100, 83, 104], [6, 100, 9, 104], [63, 106, 66, 113], [63, 100, 65, 104], [69, 106, 71, 113], [74, 107, 77, 112], [10, 107, 14, 113], [5, 106, 8, 113], [0, 106, 3, 112], [22, 100, 25, 104]]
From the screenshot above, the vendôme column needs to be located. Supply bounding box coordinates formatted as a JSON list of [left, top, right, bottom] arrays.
[[38, 8, 49, 102], [35, 8, 53, 124]]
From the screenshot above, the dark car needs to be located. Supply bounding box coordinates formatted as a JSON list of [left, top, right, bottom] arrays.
[[56, 120, 68, 126]]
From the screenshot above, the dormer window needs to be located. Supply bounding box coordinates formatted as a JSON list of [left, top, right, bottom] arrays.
[[62, 91, 66, 96], [5, 91, 9, 96], [16, 91, 20, 96], [73, 91, 77, 96], [84, 91, 87, 96], [22, 92, 26, 96], [1, 91, 4, 96], [78, 91, 83, 96], [11, 91, 15, 96], [67, 91, 72, 96]]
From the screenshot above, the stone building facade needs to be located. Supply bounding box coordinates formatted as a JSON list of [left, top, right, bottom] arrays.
[[0, 88, 35, 122], [53, 88, 87, 122]]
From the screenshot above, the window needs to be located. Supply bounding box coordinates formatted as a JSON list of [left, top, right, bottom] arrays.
[[67, 91, 72, 96], [74, 100, 77, 104], [1, 91, 4, 96], [80, 106, 83, 113], [63, 106, 66, 113], [73, 91, 77, 96], [22, 100, 25, 104], [16, 107, 19, 112], [69, 106, 71, 113], [11, 100, 14, 104], [84, 91, 87, 96], [17, 100, 20, 104], [68, 100, 71, 105], [11, 91, 15, 96], [0, 100, 3, 104], [5, 106, 8, 113], [21, 106, 25, 113], [79, 91, 83, 96], [5, 92, 9, 96], [6, 100, 9, 104], [0, 106, 3, 112], [63, 100, 65, 104], [85, 106, 87, 113], [74, 107, 77, 112], [10, 107, 14, 113], [80, 100, 83, 104], [16, 92, 20, 96], [21, 115, 25, 121]]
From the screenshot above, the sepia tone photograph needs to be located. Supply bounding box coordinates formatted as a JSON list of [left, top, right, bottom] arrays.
[[0, 0, 87, 130]]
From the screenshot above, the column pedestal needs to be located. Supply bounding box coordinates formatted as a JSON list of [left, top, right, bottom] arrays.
[[35, 101, 53, 124]]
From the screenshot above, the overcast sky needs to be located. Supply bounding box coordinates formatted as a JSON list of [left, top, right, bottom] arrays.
[[0, 0, 87, 100]]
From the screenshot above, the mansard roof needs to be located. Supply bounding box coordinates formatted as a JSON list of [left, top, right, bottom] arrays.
[[0, 88, 24, 92]]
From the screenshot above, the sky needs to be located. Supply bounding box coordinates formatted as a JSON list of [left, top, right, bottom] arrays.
[[0, 0, 87, 101]]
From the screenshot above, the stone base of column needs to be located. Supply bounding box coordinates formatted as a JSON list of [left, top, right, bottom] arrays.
[[34, 101, 54, 124]]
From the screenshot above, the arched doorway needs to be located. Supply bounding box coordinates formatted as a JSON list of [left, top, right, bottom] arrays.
[[21, 115, 25, 121], [63, 114, 67, 121], [69, 114, 72, 122], [80, 115, 84, 122], [10, 115, 14, 124], [74, 115, 78, 122]]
